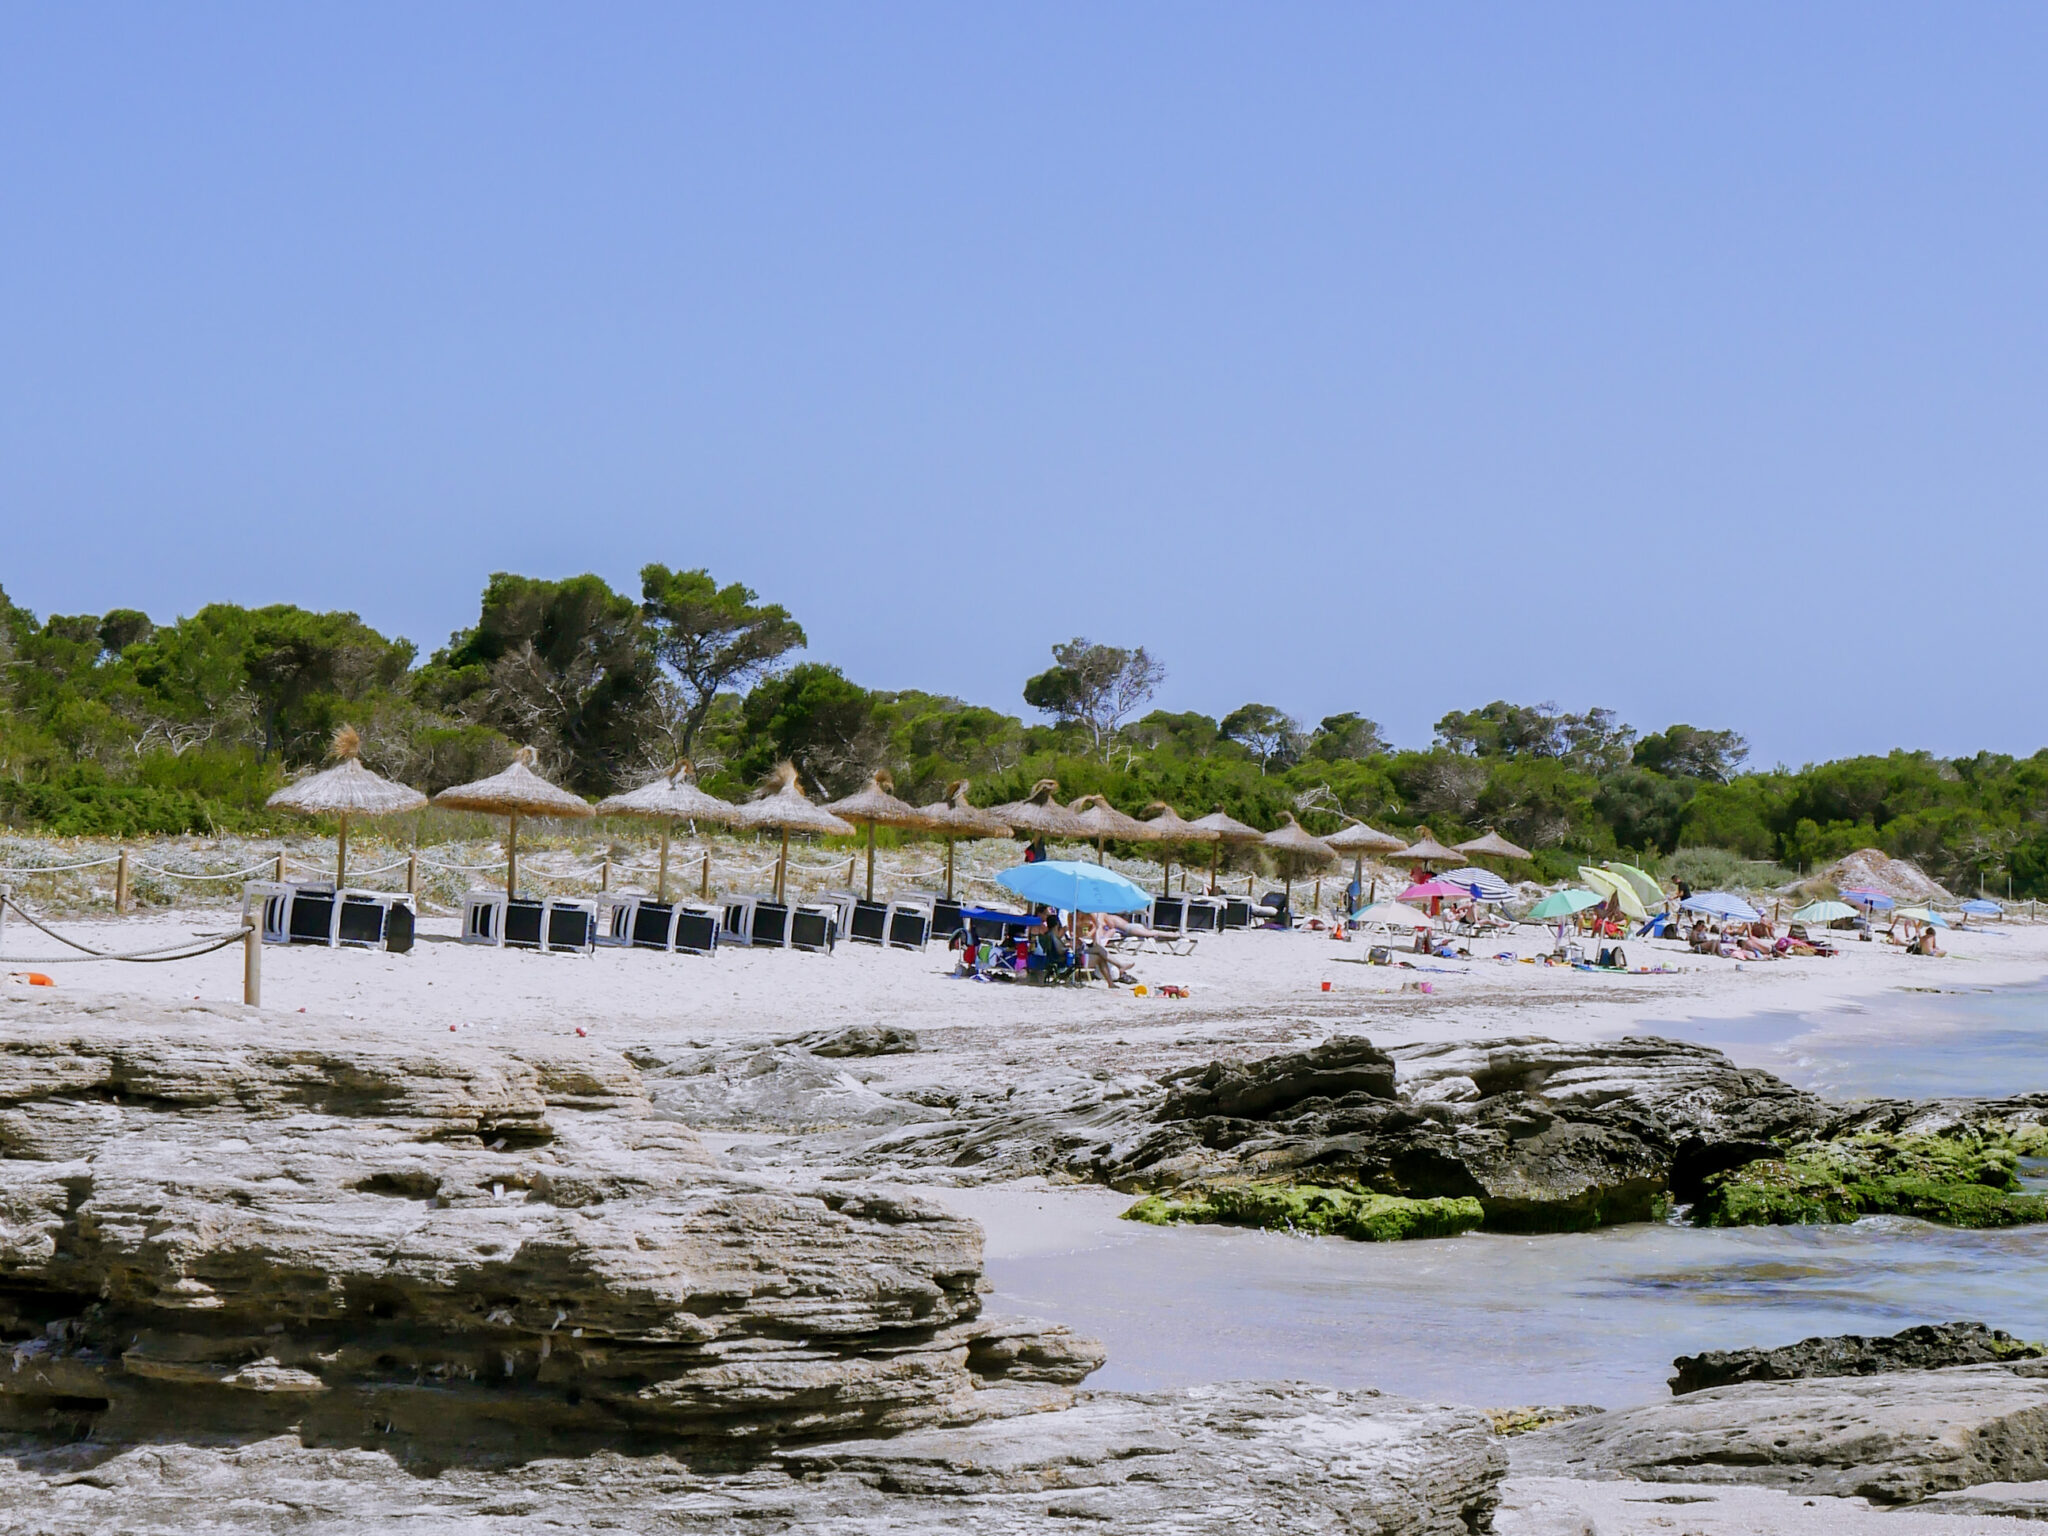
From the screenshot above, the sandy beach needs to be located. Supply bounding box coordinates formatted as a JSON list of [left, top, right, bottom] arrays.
[[15, 902, 2045, 1066]]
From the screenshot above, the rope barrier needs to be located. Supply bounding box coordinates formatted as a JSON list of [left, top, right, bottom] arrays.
[[130, 861, 275, 881], [0, 894, 246, 965], [0, 856, 122, 874]]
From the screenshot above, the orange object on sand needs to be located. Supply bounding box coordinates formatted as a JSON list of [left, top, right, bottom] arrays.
[[11, 972, 55, 987]]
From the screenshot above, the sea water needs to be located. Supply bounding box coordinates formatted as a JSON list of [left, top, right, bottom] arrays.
[[974, 979, 2048, 1408]]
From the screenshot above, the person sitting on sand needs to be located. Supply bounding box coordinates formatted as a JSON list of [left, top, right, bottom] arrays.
[[1909, 925, 1944, 956], [1076, 913, 1137, 985]]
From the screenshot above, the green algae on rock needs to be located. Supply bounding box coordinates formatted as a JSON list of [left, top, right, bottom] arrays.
[[1694, 1128, 2048, 1229], [1123, 1182, 1485, 1242]]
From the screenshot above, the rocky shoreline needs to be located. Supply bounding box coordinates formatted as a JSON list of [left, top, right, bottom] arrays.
[[9, 987, 2048, 1530]]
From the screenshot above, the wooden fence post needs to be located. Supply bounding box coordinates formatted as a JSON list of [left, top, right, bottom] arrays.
[[115, 849, 131, 914], [244, 918, 262, 1007]]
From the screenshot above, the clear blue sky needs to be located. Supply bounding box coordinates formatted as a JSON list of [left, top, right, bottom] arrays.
[[5, 5, 2046, 768]]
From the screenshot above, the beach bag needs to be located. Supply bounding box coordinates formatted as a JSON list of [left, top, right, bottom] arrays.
[[1367, 945, 1392, 965]]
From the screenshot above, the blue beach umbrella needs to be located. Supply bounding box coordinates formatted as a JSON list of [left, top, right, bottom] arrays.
[[1841, 887, 1896, 912], [1961, 899, 2003, 917], [996, 859, 1154, 914], [1442, 866, 1513, 903], [1681, 891, 1762, 923]]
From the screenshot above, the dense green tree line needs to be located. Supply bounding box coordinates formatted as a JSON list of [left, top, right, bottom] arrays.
[[2, 572, 2045, 894]]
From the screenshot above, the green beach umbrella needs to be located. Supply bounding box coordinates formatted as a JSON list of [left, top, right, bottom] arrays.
[[1793, 899, 1857, 925], [1600, 862, 1666, 909], [1526, 888, 1603, 922]]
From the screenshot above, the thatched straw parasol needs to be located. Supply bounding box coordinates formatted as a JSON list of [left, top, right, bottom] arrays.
[[1067, 794, 1159, 866], [1393, 828, 1464, 869], [989, 779, 1090, 844], [733, 763, 854, 903], [1262, 811, 1337, 908], [917, 780, 1013, 900], [434, 746, 594, 898], [1140, 802, 1218, 895], [1189, 809, 1263, 892], [1324, 820, 1406, 913], [595, 761, 739, 903], [266, 725, 427, 889], [1454, 829, 1534, 863], [823, 769, 939, 902]]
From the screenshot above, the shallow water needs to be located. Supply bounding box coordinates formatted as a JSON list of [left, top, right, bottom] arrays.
[[976, 976, 2048, 1409], [1642, 975, 2048, 1101], [987, 1209, 2048, 1408]]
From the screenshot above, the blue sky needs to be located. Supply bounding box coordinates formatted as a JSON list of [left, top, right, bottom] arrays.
[[4, 5, 2046, 768]]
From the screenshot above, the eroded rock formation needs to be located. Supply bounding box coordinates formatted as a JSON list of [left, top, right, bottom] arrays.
[[0, 995, 1096, 1464]]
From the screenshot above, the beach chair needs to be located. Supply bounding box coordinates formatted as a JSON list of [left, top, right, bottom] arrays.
[[502, 898, 547, 950], [544, 898, 598, 955], [749, 898, 792, 949], [722, 897, 758, 947], [1220, 896, 1254, 930], [1150, 896, 1187, 935], [789, 904, 838, 954], [672, 903, 721, 955], [462, 891, 509, 945], [1183, 897, 1224, 934], [338, 890, 414, 953], [846, 899, 890, 945], [885, 900, 932, 951], [595, 893, 640, 947], [930, 897, 967, 940]]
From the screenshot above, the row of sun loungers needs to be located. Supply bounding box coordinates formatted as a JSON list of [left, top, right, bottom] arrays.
[[242, 881, 1265, 960]]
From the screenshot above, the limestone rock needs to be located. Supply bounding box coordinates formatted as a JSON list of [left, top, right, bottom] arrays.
[[1672, 1322, 2048, 1395], [0, 1382, 1506, 1534], [0, 993, 1089, 1462], [1101, 1035, 1825, 1232], [626, 1039, 949, 1131], [1513, 1363, 2048, 1504]]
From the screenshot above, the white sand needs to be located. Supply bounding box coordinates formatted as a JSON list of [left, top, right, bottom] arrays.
[[9, 906, 2045, 1060]]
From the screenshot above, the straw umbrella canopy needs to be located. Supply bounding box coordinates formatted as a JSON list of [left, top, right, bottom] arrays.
[[594, 761, 740, 903], [823, 769, 940, 902], [266, 725, 427, 889], [1454, 829, 1534, 863], [1324, 820, 1406, 914], [989, 779, 1090, 846], [1261, 811, 1337, 909], [733, 762, 854, 903], [1067, 794, 1160, 867], [1139, 803, 1218, 895], [917, 780, 1013, 901], [433, 746, 594, 898], [1393, 828, 1464, 870], [1189, 809, 1263, 892]]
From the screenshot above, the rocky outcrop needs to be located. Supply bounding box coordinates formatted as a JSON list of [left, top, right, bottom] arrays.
[[1513, 1363, 2048, 1504], [627, 1038, 952, 1133], [1101, 1035, 1826, 1233], [1671, 1322, 2047, 1395], [0, 1382, 1506, 1533], [0, 995, 1095, 1463]]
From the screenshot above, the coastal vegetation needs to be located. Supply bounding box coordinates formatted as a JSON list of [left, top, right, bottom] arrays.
[[1123, 1183, 1486, 1243], [5, 568, 2047, 895], [1696, 1127, 2048, 1230]]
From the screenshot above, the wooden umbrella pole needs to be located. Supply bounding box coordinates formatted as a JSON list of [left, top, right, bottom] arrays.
[[506, 814, 519, 899], [337, 813, 349, 891], [778, 827, 790, 903], [658, 823, 671, 904], [866, 821, 876, 902], [700, 848, 710, 899], [945, 839, 956, 901], [1162, 855, 1172, 897]]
